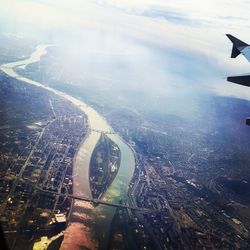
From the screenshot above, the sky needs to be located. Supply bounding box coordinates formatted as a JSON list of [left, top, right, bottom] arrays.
[[1, 0, 250, 101]]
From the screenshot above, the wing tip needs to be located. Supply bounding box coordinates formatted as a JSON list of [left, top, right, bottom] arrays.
[[226, 34, 249, 47]]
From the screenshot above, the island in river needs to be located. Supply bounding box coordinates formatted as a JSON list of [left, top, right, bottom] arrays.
[[89, 133, 121, 200]]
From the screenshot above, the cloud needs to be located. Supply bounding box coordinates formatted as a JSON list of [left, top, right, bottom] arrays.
[[1, 0, 250, 100], [141, 8, 200, 27], [0, 0, 243, 57], [213, 81, 250, 100]]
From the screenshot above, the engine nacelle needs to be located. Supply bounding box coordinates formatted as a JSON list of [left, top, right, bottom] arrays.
[[246, 117, 250, 126]]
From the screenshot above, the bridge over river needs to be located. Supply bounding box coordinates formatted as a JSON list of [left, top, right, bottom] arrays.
[[25, 180, 150, 213]]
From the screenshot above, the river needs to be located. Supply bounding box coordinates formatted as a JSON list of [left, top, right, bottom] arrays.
[[0, 45, 136, 249]]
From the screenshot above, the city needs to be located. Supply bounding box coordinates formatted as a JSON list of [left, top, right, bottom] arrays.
[[1, 44, 249, 249], [0, 72, 88, 249]]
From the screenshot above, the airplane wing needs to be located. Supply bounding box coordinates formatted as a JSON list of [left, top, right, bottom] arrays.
[[226, 34, 250, 86], [226, 34, 250, 62], [226, 34, 250, 125], [227, 73, 250, 86]]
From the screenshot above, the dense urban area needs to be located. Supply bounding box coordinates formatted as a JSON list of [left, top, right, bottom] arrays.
[[105, 98, 250, 249], [0, 73, 87, 249]]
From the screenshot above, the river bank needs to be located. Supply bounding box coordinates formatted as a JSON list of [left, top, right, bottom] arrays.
[[1, 45, 136, 249]]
